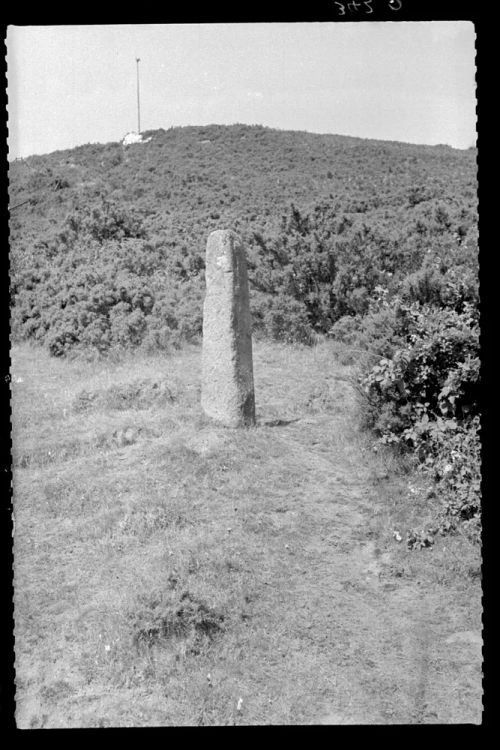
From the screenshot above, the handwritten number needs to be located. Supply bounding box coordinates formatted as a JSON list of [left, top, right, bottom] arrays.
[[335, 0, 401, 14]]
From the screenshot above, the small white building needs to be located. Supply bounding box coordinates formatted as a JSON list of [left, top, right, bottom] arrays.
[[121, 132, 151, 146]]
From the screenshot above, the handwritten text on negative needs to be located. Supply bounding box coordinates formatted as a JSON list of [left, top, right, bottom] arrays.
[[333, 0, 403, 15]]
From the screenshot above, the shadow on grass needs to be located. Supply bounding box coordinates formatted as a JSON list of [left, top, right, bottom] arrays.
[[259, 418, 301, 427]]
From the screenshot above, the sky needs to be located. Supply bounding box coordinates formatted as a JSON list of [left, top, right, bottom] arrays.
[[6, 22, 477, 159]]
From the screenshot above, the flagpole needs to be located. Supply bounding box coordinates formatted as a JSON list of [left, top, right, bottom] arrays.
[[136, 57, 141, 134]]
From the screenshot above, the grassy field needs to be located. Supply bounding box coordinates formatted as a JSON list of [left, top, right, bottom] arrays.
[[11, 340, 482, 726]]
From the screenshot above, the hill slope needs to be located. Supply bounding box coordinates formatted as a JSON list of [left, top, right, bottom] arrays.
[[9, 123, 476, 233], [9, 124, 478, 354]]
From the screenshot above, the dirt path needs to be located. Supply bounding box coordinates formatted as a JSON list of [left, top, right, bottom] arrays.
[[254, 412, 480, 724], [223, 345, 481, 725], [12, 343, 482, 726]]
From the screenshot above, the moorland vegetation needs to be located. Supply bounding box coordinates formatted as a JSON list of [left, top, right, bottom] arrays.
[[9, 123, 480, 544]]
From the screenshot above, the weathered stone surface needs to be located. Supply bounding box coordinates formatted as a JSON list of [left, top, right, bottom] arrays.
[[201, 230, 255, 427]]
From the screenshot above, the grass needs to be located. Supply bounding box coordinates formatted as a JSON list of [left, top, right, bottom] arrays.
[[11, 339, 482, 727]]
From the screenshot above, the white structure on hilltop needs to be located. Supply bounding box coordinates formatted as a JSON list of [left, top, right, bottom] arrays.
[[121, 131, 151, 147]]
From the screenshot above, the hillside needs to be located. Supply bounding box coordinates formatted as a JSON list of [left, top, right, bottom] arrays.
[[9, 124, 478, 351], [9, 123, 477, 234]]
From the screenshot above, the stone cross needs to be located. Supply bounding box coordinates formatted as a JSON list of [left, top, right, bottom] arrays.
[[201, 230, 255, 427]]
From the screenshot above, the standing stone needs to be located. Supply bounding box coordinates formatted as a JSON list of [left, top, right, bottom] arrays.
[[201, 230, 255, 427]]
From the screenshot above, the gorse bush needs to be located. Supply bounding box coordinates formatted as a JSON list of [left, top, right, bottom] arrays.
[[250, 289, 314, 345], [246, 205, 337, 342], [11, 197, 205, 356], [13, 193, 477, 353], [360, 297, 479, 438], [355, 287, 480, 543]]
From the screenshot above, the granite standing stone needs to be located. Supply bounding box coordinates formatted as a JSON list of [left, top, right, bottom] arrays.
[[201, 230, 255, 427]]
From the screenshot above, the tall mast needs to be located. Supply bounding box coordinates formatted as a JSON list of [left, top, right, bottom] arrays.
[[136, 57, 141, 134]]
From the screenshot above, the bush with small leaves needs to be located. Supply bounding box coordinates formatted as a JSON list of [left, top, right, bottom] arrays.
[[356, 289, 480, 541]]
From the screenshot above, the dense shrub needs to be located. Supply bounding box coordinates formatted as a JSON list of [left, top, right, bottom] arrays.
[[251, 290, 313, 344], [424, 416, 481, 542], [355, 288, 480, 543], [246, 204, 337, 340], [359, 296, 479, 438], [10, 197, 205, 355]]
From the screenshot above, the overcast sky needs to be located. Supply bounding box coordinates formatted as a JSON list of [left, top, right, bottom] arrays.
[[6, 22, 476, 159]]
